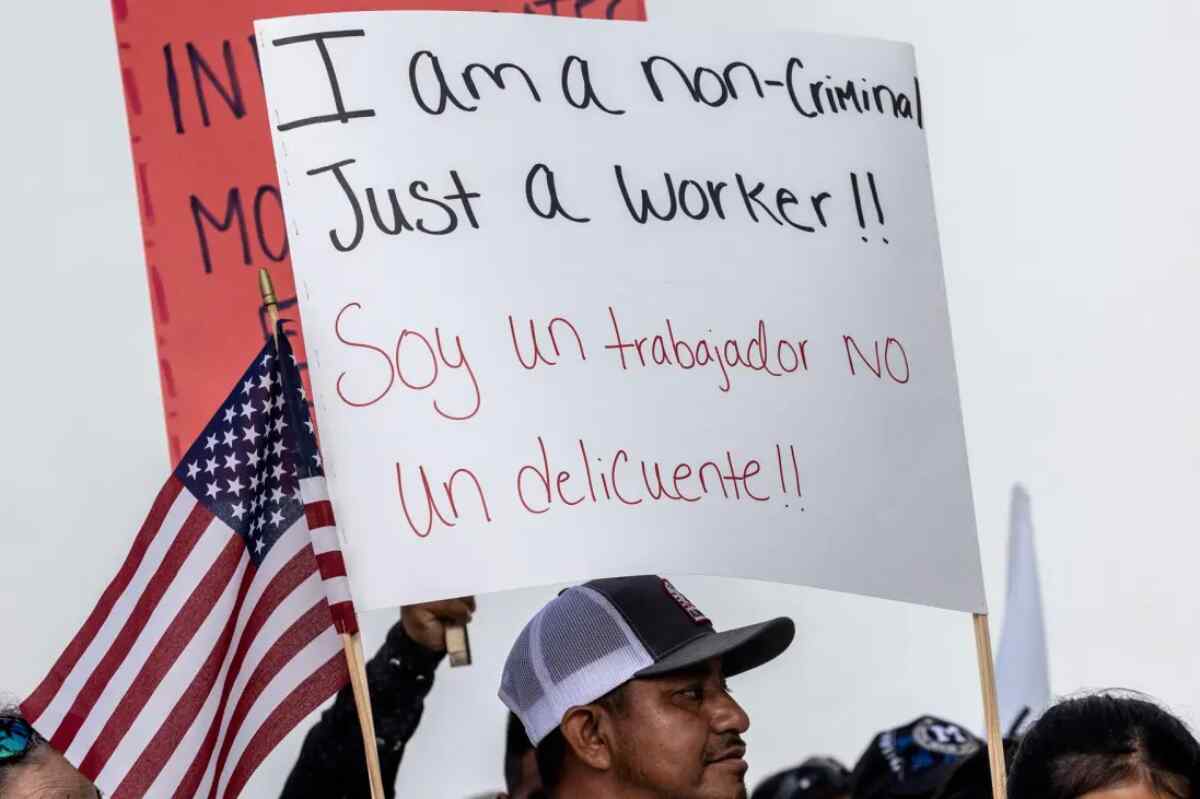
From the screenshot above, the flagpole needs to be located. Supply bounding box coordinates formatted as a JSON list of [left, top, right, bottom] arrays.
[[972, 612, 1008, 799], [259, 269, 387, 799]]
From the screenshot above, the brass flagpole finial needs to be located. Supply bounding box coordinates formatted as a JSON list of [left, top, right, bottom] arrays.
[[259, 268, 280, 330]]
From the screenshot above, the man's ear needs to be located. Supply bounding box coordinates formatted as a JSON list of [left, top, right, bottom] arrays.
[[560, 704, 614, 772]]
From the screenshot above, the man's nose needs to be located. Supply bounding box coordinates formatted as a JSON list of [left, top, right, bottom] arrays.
[[710, 689, 751, 734]]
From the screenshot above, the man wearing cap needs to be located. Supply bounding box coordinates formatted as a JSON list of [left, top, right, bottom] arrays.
[[499, 575, 795, 799]]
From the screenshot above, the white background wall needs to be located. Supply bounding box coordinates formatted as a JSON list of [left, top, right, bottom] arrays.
[[2, 1, 1197, 796]]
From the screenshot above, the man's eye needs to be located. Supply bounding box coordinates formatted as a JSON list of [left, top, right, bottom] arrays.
[[678, 686, 704, 701]]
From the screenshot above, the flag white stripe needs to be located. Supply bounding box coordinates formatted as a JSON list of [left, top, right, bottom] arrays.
[[323, 578, 353, 606], [65, 515, 234, 764], [94, 556, 249, 792], [310, 527, 339, 555], [298, 477, 328, 504], [210, 628, 342, 798], [145, 666, 223, 799], [220, 518, 308, 670], [193, 571, 328, 796], [37, 490, 198, 733], [219, 571, 327, 740], [144, 608, 243, 799]]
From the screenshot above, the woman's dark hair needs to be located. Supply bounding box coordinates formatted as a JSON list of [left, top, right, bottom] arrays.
[[1008, 693, 1200, 798]]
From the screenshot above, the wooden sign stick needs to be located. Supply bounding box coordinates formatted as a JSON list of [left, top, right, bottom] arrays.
[[972, 613, 1009, 799], [259, 269, 387, 799]]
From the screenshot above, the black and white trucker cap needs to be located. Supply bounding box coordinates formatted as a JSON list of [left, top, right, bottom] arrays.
[[499, 575, 795, 745]]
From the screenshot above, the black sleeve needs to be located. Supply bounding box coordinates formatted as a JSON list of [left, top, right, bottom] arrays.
[[279, 622, 445, 799]]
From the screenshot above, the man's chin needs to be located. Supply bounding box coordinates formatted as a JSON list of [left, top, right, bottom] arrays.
[[702, 761, 749, 799]]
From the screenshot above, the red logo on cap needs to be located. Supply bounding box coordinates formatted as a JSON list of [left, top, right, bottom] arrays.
[[661, 579, 710, 625]]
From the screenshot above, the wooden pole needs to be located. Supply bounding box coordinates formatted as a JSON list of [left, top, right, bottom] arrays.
[[973, 613, 1009, 799], [259, 269, 387, 799], [339, 633, 387, 799]]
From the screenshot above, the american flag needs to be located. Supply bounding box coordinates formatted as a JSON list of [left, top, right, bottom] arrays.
[[22, 323, 358, 798]]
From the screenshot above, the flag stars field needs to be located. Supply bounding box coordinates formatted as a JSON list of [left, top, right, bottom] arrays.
[[167, 338, 318, 562]]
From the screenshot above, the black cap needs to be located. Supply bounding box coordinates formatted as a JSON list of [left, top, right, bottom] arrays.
[[583, 575, 796, 679], [753, 756, 853, 799], [851, 717, 982, 799]]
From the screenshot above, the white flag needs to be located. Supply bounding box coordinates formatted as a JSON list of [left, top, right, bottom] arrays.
[[996, 484, 1051, 734]]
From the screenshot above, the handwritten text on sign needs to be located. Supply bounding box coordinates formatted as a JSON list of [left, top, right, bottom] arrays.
[[115, 0, 643, 464], [257, 12, 985, 613]]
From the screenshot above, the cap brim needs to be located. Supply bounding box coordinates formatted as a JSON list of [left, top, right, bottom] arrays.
[[634, 617, 795, 679]]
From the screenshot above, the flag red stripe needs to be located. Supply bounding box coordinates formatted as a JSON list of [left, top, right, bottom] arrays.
[[304, 500, 334, 531], [205, 602, 333, 799], [78, 535, 246, 780], [50, 500, 213, 753], [217, 549, 317, 708], [314, 551, 346, 579], [171, 548, 317, 799], [329, 602, 359, 636], [23, 477, 185, 723], [221, 653, 348, 799], [113, 562, 257, 799]]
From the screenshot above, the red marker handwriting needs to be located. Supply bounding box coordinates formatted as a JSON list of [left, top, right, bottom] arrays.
[[333, 301, 482, 420]]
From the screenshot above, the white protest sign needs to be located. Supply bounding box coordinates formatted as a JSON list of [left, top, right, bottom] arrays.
[[256, 11, 985, 613]]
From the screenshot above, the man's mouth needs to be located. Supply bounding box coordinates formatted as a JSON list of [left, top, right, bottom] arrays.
[[705, 743, 748, 770]]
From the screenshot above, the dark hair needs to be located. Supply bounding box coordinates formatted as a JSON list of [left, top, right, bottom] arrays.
[[534, 683, 628, 792], [534, 728, 568, 792], [504, 712, 534, 791], [1008, 693, 1200, 798]]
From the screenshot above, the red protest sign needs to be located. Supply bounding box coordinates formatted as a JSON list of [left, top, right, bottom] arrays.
[[112, 0, 646, 463]]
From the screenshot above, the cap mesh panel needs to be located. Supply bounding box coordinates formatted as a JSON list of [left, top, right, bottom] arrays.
[[498, 586, 655, 745], [500, 623, 539, 711], [540, 588, 632, 683]]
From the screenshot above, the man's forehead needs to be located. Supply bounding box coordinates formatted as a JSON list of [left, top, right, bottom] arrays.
[[6, 747, 101, 798]]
